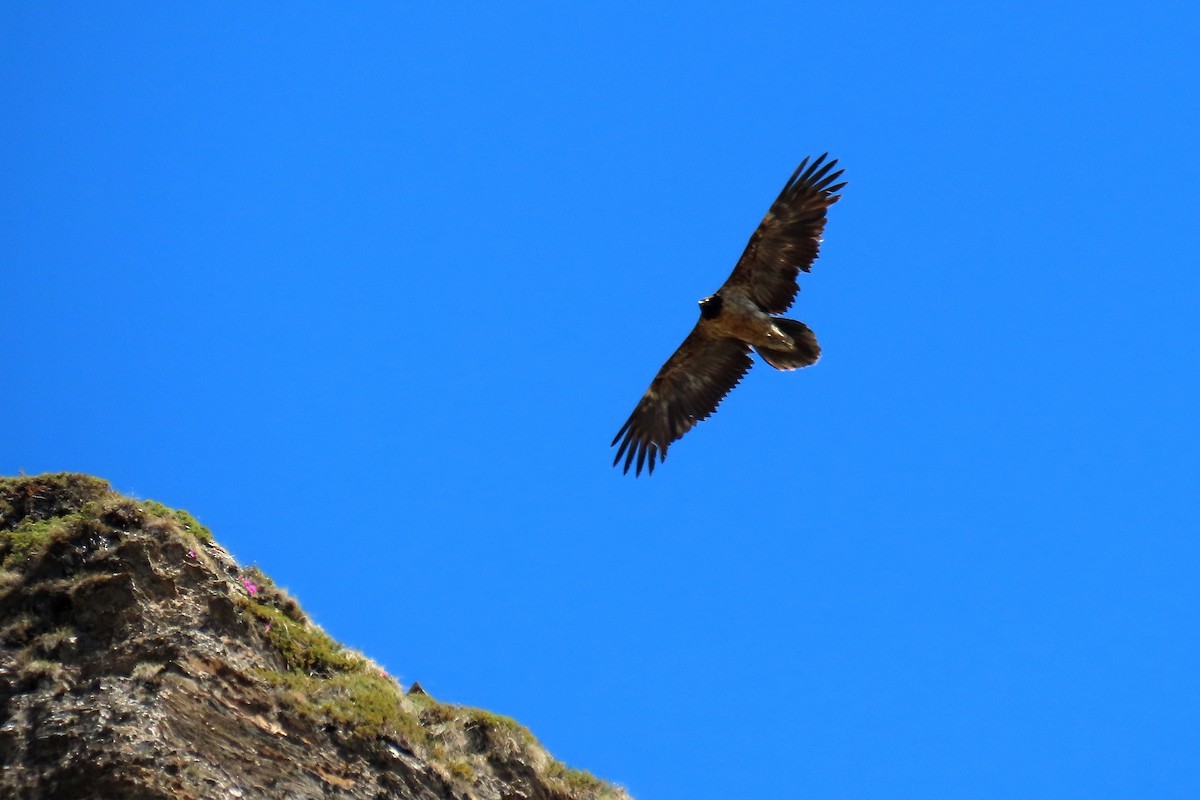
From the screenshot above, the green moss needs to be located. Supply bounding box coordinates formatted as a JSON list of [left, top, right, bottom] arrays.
[[546, 762, 607, 795], [0, 475, 213, 572], [0, 473, 110, 530], [239, 598, 362, 675], [240, 565, 306, 623], [447, 757, 475, 781], [240, 574, 433, 748], [256, 667, 429, 748], [461, 707, 540, 748], [323, 670, 427, 743], [140, 500, 212, 543], [407, 690, 443, 711], [1, 516, 74, 571]]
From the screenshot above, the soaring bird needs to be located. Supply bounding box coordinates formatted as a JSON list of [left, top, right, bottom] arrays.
[[611, 154, 846, 476]]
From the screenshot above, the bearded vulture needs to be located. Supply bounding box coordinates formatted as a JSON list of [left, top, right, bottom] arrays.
[[612, 154, 846, 476]]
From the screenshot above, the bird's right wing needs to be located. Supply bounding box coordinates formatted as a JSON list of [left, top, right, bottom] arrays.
[[611, 324, 753, 476]]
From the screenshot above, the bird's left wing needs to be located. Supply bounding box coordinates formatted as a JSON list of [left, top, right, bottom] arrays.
[[721, 154, 846, 314], [612, 323, 753, 476]]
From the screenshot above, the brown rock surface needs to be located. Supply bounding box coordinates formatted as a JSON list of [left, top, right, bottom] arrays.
[[0, 473, 628, 800]]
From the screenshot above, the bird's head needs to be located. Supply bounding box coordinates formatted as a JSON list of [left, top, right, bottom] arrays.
[[698, 293, 723, 319]]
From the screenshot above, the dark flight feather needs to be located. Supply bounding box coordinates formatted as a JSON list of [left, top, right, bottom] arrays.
[[722, 153, 846, 314], [611, 326, 753, 476]]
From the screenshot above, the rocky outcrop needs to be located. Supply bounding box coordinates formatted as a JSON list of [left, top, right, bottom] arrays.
[[0, 473, 628, 800]]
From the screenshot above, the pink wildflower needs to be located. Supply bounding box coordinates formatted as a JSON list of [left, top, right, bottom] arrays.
[[240, 576, 259, 597], [187, 549, 196, 559]]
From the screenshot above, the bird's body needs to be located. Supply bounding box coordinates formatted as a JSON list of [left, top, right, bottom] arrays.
[[612, 154, 845, 476], [700, 292, 795, 350]]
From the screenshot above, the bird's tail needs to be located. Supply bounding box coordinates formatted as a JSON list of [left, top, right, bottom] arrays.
[[755, 318, 821, 371]]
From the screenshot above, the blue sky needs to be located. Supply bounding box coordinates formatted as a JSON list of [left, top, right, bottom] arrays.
[[4, 2, 1199, 798]]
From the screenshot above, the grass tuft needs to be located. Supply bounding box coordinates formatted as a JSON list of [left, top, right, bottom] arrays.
[[447, 757, 475, 781], [238, 597, 361, 675], [546, 762, 608, 794], [0, 516, 74, 571], [140, 500, 212, 543], [0, 473, 110, 530], [255, 667, 429, 748]]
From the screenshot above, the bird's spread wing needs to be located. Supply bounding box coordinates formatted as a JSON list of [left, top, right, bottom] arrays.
[[611, 323, 753, 476], [721, 154, 846, 314]]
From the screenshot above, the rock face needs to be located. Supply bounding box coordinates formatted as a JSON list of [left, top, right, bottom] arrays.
[[0, 474, 629, 800]]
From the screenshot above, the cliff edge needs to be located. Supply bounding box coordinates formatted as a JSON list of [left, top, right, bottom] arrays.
[[0, 473, 629, 800]]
